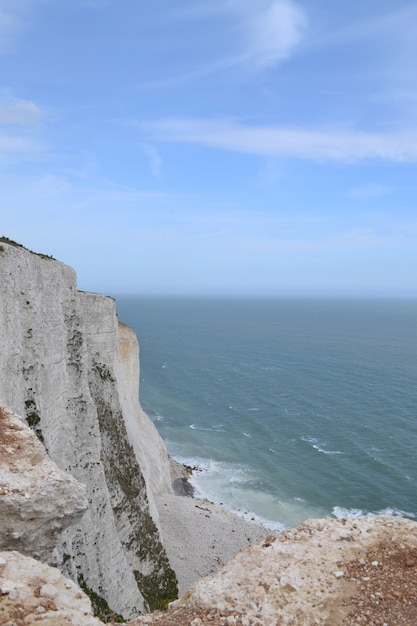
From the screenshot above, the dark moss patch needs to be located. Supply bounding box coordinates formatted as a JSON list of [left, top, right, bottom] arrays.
[[89, 364, 179, 612], [24, 399, 44, 443], [77, 573, 124, 623], [134, 569, 178, 612], [0, 236, 55, 260], [93, 361, 115, 382]]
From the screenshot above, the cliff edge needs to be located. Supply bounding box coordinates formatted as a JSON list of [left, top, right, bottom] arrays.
[[0, 239, 177, 619], [0, 238, 267, 620]]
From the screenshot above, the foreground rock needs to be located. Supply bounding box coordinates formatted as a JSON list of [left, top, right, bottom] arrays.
[[0, 551, 103, 626], [129, 515, 417, 626], [0, 407, 87, 560], [1, 516, 416, 625]]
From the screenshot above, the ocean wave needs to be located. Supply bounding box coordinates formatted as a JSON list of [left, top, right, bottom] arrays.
[[302, 436, 343, 456], [332, 506, 416, 520], [189, 423, 225, 432], [171, 454, 213, 474]]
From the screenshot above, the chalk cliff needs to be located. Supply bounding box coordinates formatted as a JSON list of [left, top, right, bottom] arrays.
[[0, 239, 177, 619]]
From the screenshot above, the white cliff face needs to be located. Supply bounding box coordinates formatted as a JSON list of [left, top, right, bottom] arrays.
[[0, 240, 178, 620]]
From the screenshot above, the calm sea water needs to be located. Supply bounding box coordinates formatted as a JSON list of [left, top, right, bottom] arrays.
[[115, 297, 417, 530]]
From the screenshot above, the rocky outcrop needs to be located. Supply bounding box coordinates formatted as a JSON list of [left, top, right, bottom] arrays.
[[2, 516, 417, 626], [0, 240, 177, 620], [0, 551, 103, 626], [0, 406, 87, 560], [130, 515, 417, 626]]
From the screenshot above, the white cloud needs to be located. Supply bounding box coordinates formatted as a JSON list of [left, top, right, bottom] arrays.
[[0, 94, 44, 125], [0, 93, 45, 161], [233, 0, 308, 68], [144, 117, 417, 163], [167, 0, 308, 72]]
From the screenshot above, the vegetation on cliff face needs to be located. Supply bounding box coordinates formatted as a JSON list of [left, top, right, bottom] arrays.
[[77, 573, 125, 623], [0, 236, 55, 260], [24, 398, 44, 443], [0, 238, 178, 618], [89, 363, 179, 613]]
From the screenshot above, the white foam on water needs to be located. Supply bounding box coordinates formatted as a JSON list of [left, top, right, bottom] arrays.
[[332, 506, 417, 520], [172, 454, 326, 530], [302, 436, 344, 456], [189, 423, 225, 432]]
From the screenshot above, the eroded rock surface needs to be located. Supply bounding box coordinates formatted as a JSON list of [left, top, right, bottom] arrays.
[[129, 515, 417, 626], [0, 406, 87, 561], [1, 515, 416, 625], [0, 241, 177, 619], [0, 551, 103, 626]]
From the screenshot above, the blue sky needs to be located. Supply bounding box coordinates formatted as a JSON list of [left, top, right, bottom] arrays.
[[1, 0, 417, 297]]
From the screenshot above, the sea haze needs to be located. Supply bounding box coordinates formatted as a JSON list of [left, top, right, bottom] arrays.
[[115, 296, 417, 530]]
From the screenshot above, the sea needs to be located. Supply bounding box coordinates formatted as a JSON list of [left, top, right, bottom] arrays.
[[114, 296, 417, 531]]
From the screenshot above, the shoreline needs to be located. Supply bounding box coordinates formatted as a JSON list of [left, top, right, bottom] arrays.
[[157, 467, 269, 597]]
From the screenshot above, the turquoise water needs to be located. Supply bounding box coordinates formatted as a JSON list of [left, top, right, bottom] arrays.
[[115, 297, 417, 530]]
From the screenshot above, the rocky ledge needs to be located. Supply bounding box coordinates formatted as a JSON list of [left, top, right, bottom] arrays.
[[0, 551, 103, 626], [159, 514, 417, 626], [1, 513, 417, 625], [0, 406, 87, 561]]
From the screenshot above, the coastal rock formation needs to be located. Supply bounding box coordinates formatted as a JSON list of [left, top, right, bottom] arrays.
[[2, 238, 416, 625], [1, 516, 417, 625], [0, 406, 87, 561], [0, 550, 103, 626], [0, 239, 177, 619], [0, 238, 266, 620], [130, 515, 417, 626]]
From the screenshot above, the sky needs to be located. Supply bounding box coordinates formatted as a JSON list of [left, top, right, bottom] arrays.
[[1, 0, 417, 297]]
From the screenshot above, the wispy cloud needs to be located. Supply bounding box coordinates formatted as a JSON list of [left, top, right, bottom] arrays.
[[0, 135, 47, 163], [139, 143, 163, 179], [0, 92, 46, 162], [166, 0, 308, 74], [345, 183, 392, 200], [143, 117, 417, 163], [316, 4, 417, 49], [231, 0, 308, 68], [0, 94, 44, 125], [0, 0, 36, 54]]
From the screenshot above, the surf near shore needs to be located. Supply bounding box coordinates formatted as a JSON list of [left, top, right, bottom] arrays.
[[156, 469, 269, 596]]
